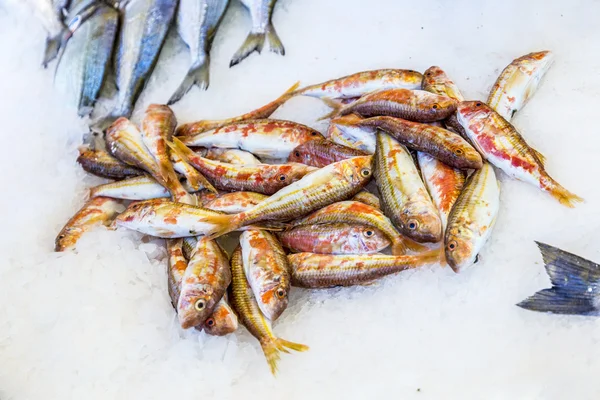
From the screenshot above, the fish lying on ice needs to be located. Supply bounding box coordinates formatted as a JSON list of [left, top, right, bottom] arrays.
[[77, 147, 143, 179], [287, 139, 369, 167]]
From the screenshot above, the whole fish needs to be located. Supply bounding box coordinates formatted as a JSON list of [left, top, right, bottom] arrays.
[[417, 152, 465, 230], [351, 190, 380, 209], [54, 0, 117, 116], [176, 82, 299, 135], [77, 147, 143, 179], [204, 148, 261, 165], [230, 0, 285, 67], [89, 175, 170, 200], [288, 250, 441, 288], [171, 138, 315, 195], [204, 191, 268, 213], [287, 139, 368, 167], [170, 238, 238, 335], [354, 116, 482, 169], [517, 242, 600, 316], [109, 0, 177, 119], [374, 132, 442, 243], [338, 89, 457, 122], [487, 51, 554, 121], [278, 223, 390, 254], [169, 0, 230, 104], [168, 139, 217, 194], [456, 101, 582, 207], [25, 0, 67, 66], [178, 237, 231, 329], [445, 163, 500, 272], [292, 201, 427, 255], [240, 230, 290, 320], [178, 119, 324, 160], [199, 156, 374, 239], [55, 197, 124, 251], [229, 246, 308, 375], [327, 114, 375, 153], [421, 66, 465, 102], [295, 69, 423, 100]]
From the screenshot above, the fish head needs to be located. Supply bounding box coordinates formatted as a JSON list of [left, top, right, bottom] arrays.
[[203, 301, 238, 336], [417, 92, 458, 120], [177, 283, 216, 329], [338, 156, 373, 185], [350, 226, 390, 253], [444, 134, 484, 169], [287, 141, 316, 164], [456, 101, 492, 124], [422, 66, 446, 86], [444, 225, 476, 273], [278, 163, 318, 185], [400, 201, 443, 243], [258, 273, 290, 321], [55, 226, 82, 251]]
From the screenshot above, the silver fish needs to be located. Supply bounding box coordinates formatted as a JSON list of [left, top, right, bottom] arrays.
[[169, 0, 230, 104], [55, 1, 118, 116], [230, 0, 284, 67], [25, 0, 67, 66]]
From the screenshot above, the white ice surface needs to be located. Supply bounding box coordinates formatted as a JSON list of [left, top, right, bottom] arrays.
[[1, 0, 600, 398]]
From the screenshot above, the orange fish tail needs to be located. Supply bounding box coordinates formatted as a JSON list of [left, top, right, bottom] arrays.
[[544, 177, 583, 208], [261, 337, 309, 375], [204, 213, 244, 239]]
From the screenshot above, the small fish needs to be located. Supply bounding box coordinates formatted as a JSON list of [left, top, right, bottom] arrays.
[[487, 51, 554, 121], [517, 242, 600, 316], [77, 147, 143, 179], [351, 190, 380, 209], [456, 101, 582, 207], [109, 0, 177, 119], [170, 138, 315, 195], [178, 237, 231, 329], [445, 163, 500, 272], [356, 116, 482, 169], [421, 66, 465, 102], [229, 246, 308, 375], [168, 139, 217, 194], [178, 119, 323, 160], [204, 148, 261, 165], [292, 201, 427, 255], [327, 114, 375, 153], [296, 69, 423, 100], [338, 89, 457, 122], [374, 132, 442, 243], [417, 152, 465, 230], [240, 230, 290, 320], [55, 197, 124, 251], [278, 223, 390, 254], [54, 1, 118, 116], [287, 139, 368, 167], [204, 191, 268, 214], [89, 175, 170, 200], [176, 82, 299, 135], [230, 0, 284, 67], [141, 104, 192, 203], [170, 238, 238, 335], [288, 250, 441, 288], [169, 0, 230, 104], [198, 156, 375, 239]]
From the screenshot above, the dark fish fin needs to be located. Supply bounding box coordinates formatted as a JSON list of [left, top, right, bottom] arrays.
[[266, 22, 285, 55], [230, 32, 266, 67], [516, 242, 600, 315], [168, 59, 210, 105], [43, 29, 70, 67]]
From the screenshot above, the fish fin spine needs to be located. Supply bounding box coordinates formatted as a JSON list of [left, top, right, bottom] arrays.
[[168, 59, 210, 105]]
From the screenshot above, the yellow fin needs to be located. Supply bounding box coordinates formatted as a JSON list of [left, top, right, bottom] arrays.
[[262, 337, 309, 375]]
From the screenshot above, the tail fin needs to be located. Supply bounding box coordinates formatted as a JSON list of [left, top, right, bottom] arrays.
[[545, 178, 583, 208], [168, 139, 217, 194], [168, 60, 210, 105], [43, 30, 70, 67], [202, 212, 244, 239], [317, 98, 345, 121], [517, 242, 600, 315], [391, 236, 429, 256], [261, 337, 309, 375], [230, 32, 266, 67], [265, 22, 285, 56]]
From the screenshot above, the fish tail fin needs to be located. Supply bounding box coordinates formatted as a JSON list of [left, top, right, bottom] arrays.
[[230, 31, 266, 67], [266, 22, 285, 55], [517, 242, 600, 315], [204, 213, 244, 239], [544, 176, 583, 208], [168, 138, 218, 194], [43, 29, 70, 67], [262, 337, 309, 375], [391, 236, 429, 255], [168, 59, 210, 105], [316, 98, 345, 121]]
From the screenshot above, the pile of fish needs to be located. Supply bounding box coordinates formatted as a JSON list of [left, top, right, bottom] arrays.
[[56, 50, 584, 374], [25, 0, 286, 118]]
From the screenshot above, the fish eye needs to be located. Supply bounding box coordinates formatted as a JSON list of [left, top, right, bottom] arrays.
[[363, 229, 374, 237], [476, 102, 482, 107], [360, 168, 371, 177], [206, 318, 215, 327], [294, 151, 301, 157], [278, 174, 286, 181], [311, 131, 318, 136], [474, 255, 480, 264], [432, 104, 439, 109], [59, 234, 65, 239], [425, 72, 431, 76], [447, 240, 458, 251], [276, 288, 286, 299], [455, 149, 464, 155], [194, 299, 205, 311], [407, 220, 418, 230]]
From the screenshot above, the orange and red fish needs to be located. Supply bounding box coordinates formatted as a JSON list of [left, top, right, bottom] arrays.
[[287, 139, 368, 167]]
